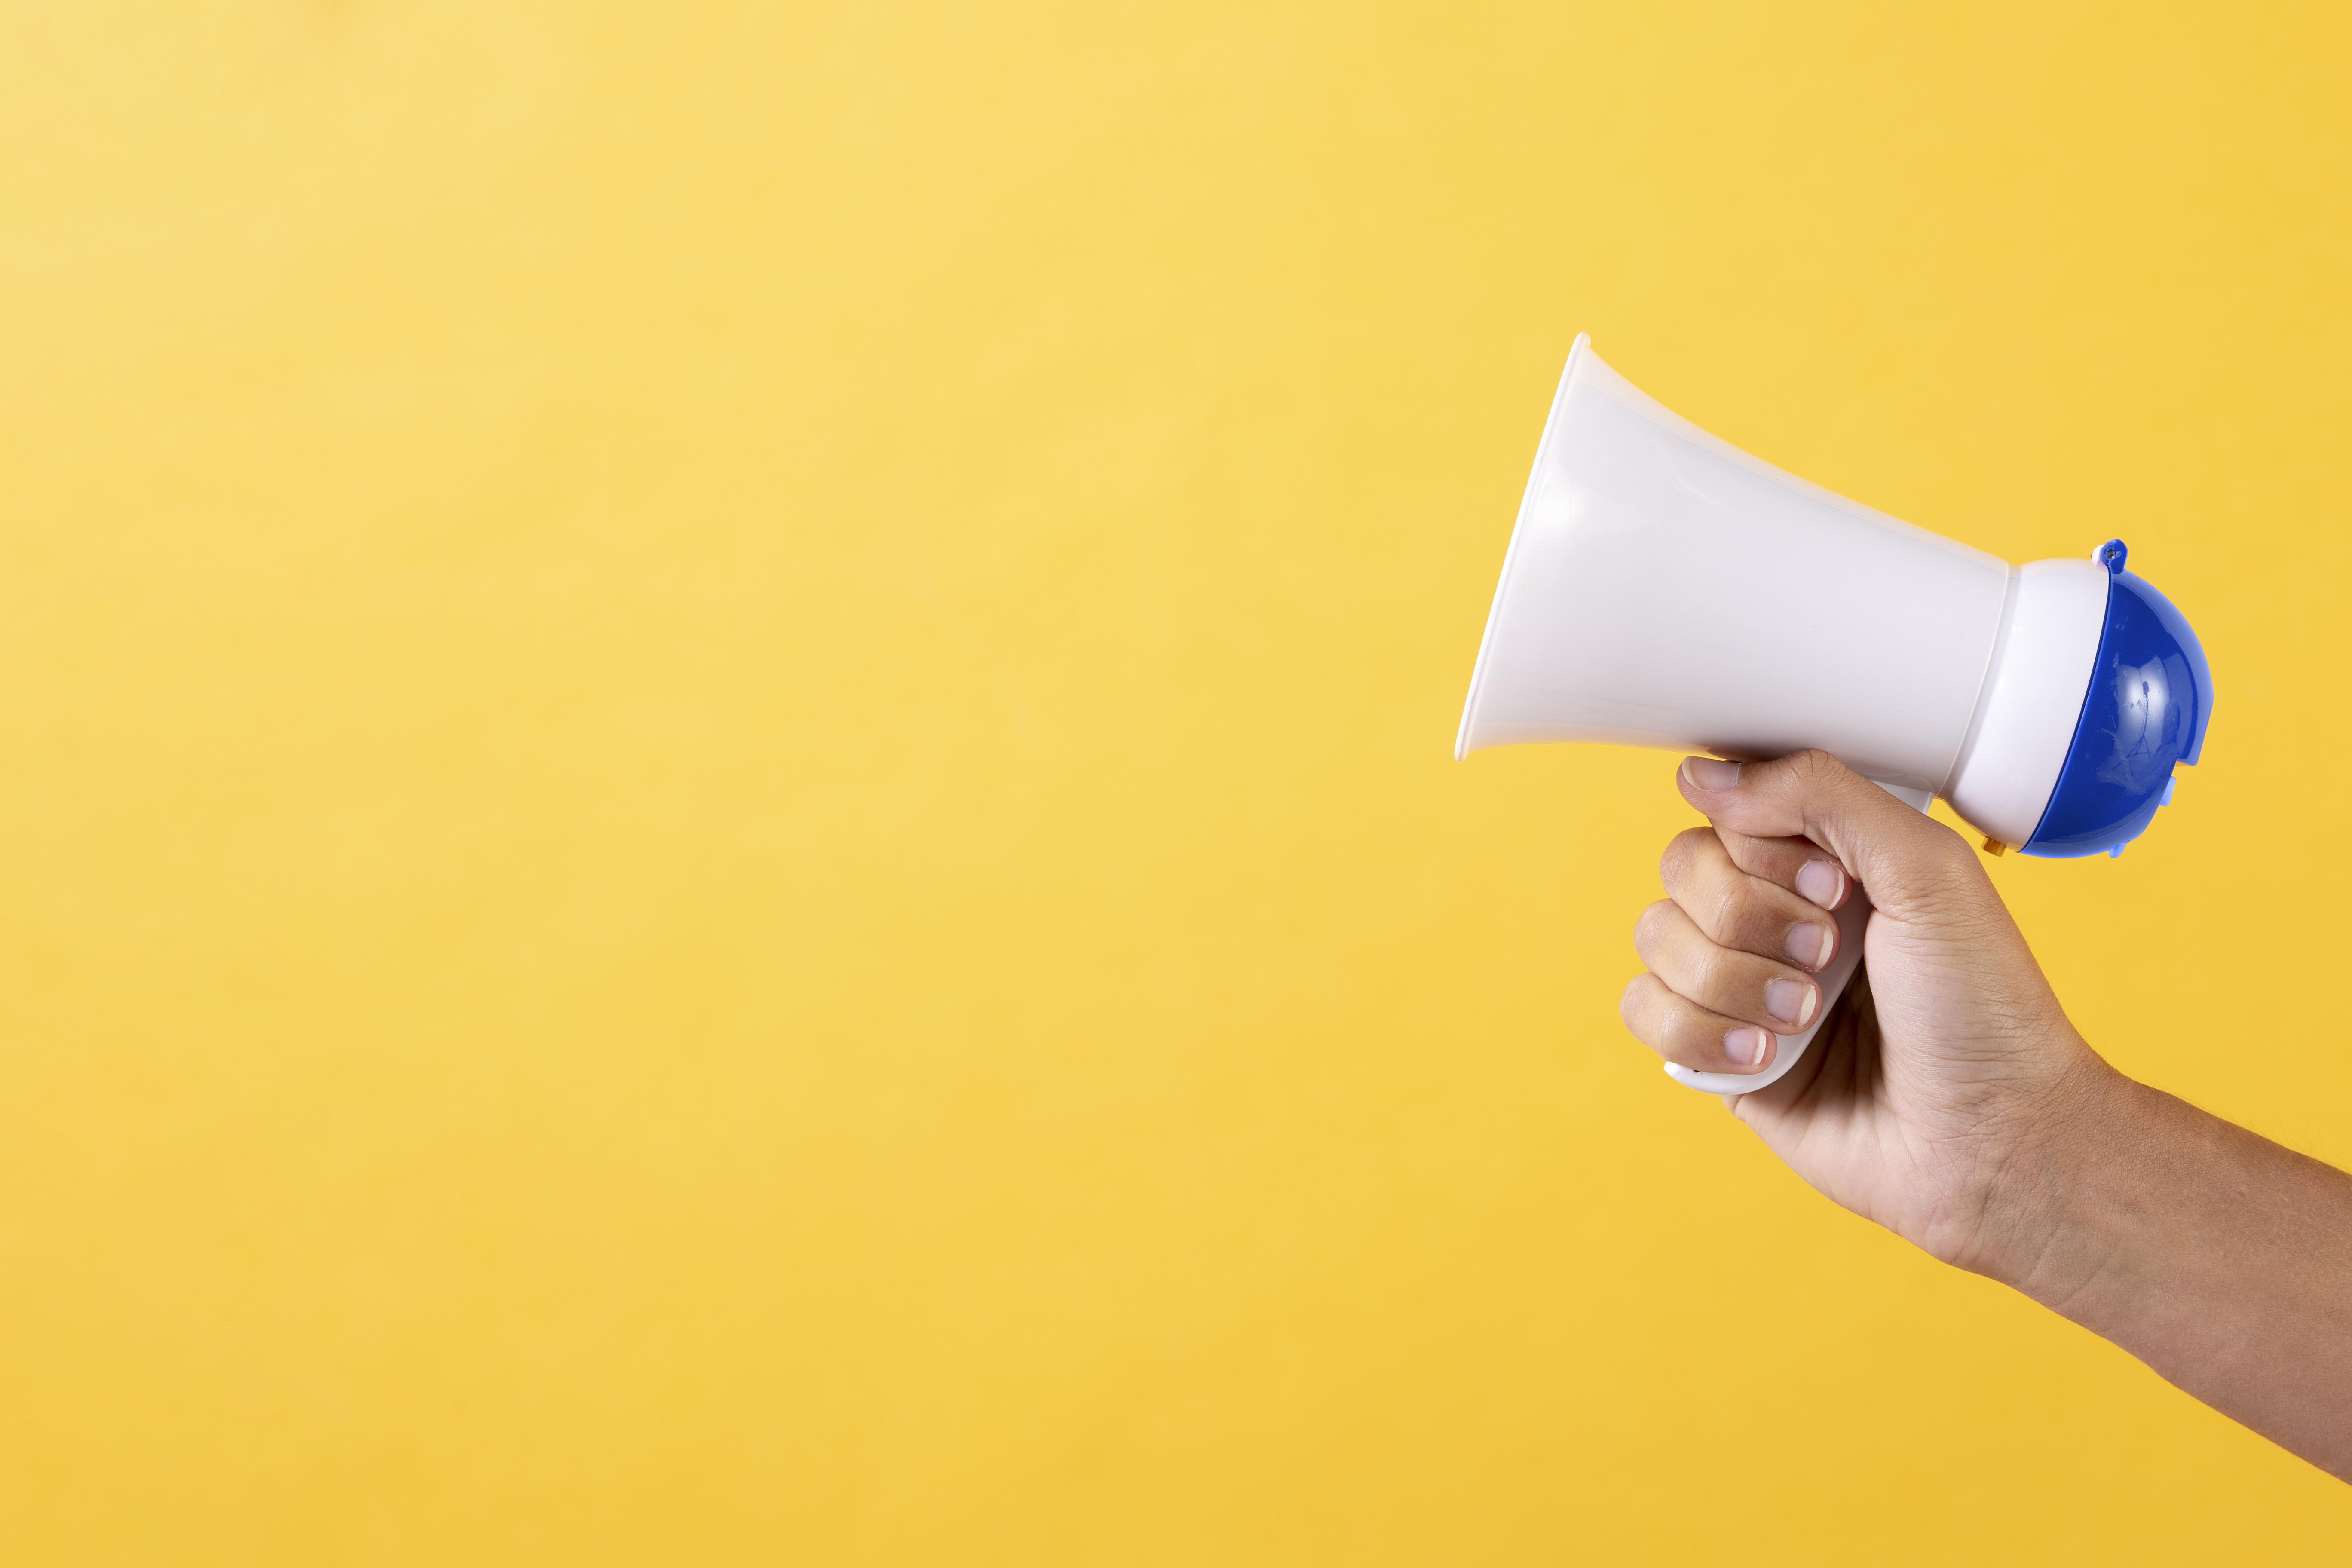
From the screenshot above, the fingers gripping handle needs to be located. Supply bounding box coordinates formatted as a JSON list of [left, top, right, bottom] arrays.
[[1663, 782, 1933, 1096], [1664, 886, 1874, 1094]]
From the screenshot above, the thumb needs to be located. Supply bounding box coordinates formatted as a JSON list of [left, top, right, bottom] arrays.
[[1675, 750, 1981, 922]]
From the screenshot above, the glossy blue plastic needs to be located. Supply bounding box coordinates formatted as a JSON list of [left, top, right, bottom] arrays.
[[2023, 540, 2214, 859]]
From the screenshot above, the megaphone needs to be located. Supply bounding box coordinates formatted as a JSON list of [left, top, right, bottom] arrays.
[[1457, 335, 2213, 1095]]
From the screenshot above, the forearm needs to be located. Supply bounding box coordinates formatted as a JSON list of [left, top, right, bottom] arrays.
[[1631, 753, 2352, 1473], [1984, 1061, 2352, 1479]]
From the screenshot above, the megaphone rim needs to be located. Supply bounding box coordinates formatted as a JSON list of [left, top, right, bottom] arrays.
[[1454, 332, 1592, 761]]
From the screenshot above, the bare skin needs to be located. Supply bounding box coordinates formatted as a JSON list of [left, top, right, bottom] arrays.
[[1620, 749, 2352, 1480]]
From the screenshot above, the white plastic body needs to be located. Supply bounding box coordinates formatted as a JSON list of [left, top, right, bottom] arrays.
[[1664, 783, 1927, 1096], [1452, 338, 2118, 1097], [1942, 558, 2110, 846], [1455, 337, 2109, 847]]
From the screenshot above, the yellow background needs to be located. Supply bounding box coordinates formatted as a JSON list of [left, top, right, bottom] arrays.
[[1, 2, 2345, 1560]]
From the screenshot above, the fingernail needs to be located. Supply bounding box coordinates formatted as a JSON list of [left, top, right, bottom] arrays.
[[1723, 1026, 1770, 1067], [1764, 978, 1816, 1028], [1795, 858, 1844, 909], [1785, 922, 1834, 971], [1682, 757, 1743, 791]]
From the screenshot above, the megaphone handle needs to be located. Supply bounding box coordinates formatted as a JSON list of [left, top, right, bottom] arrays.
[[1662, 782, 1932, 1096]]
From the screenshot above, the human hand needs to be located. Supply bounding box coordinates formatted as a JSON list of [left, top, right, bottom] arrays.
[[1618, 749, 2352, 1477], [1618, 750, 2115, 1273]]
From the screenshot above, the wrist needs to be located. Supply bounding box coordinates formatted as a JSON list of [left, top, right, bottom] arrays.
[[1948, 1045, 2147, 1300]]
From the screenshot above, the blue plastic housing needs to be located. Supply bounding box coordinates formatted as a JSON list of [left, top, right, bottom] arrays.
[[2022, 540, 2214, 859]]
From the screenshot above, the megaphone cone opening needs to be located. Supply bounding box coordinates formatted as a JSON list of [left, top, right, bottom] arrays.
[[1455, 332, 1592, 761]]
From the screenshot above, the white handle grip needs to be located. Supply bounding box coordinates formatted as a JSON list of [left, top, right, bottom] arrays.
[[1663, 781, 1932, 1096]]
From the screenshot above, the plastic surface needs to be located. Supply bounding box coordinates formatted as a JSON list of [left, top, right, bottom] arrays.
[[2021, 539, 2214, 858], [1455, 337, 2011, 795], [1451, 342, 2218, 1092], [1666, 782, 1931, 1096], [1941, 558, 2109, 846]]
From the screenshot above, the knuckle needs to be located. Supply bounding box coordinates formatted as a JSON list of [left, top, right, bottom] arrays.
[[1704, 877, 1748, 942], [1785, 748, 1841, 786], [1659, 828, 1711, 886], [1926, 847, 1975, 891], [1665, 998, 1712, 1054], [1691, 943, 1736, 1001], [1909, 826, 1986, 896], [1620, 975, 1671, 1043]]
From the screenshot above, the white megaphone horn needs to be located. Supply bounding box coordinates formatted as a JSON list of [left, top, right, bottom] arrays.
[[1457, 336, 2214, 1095]]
